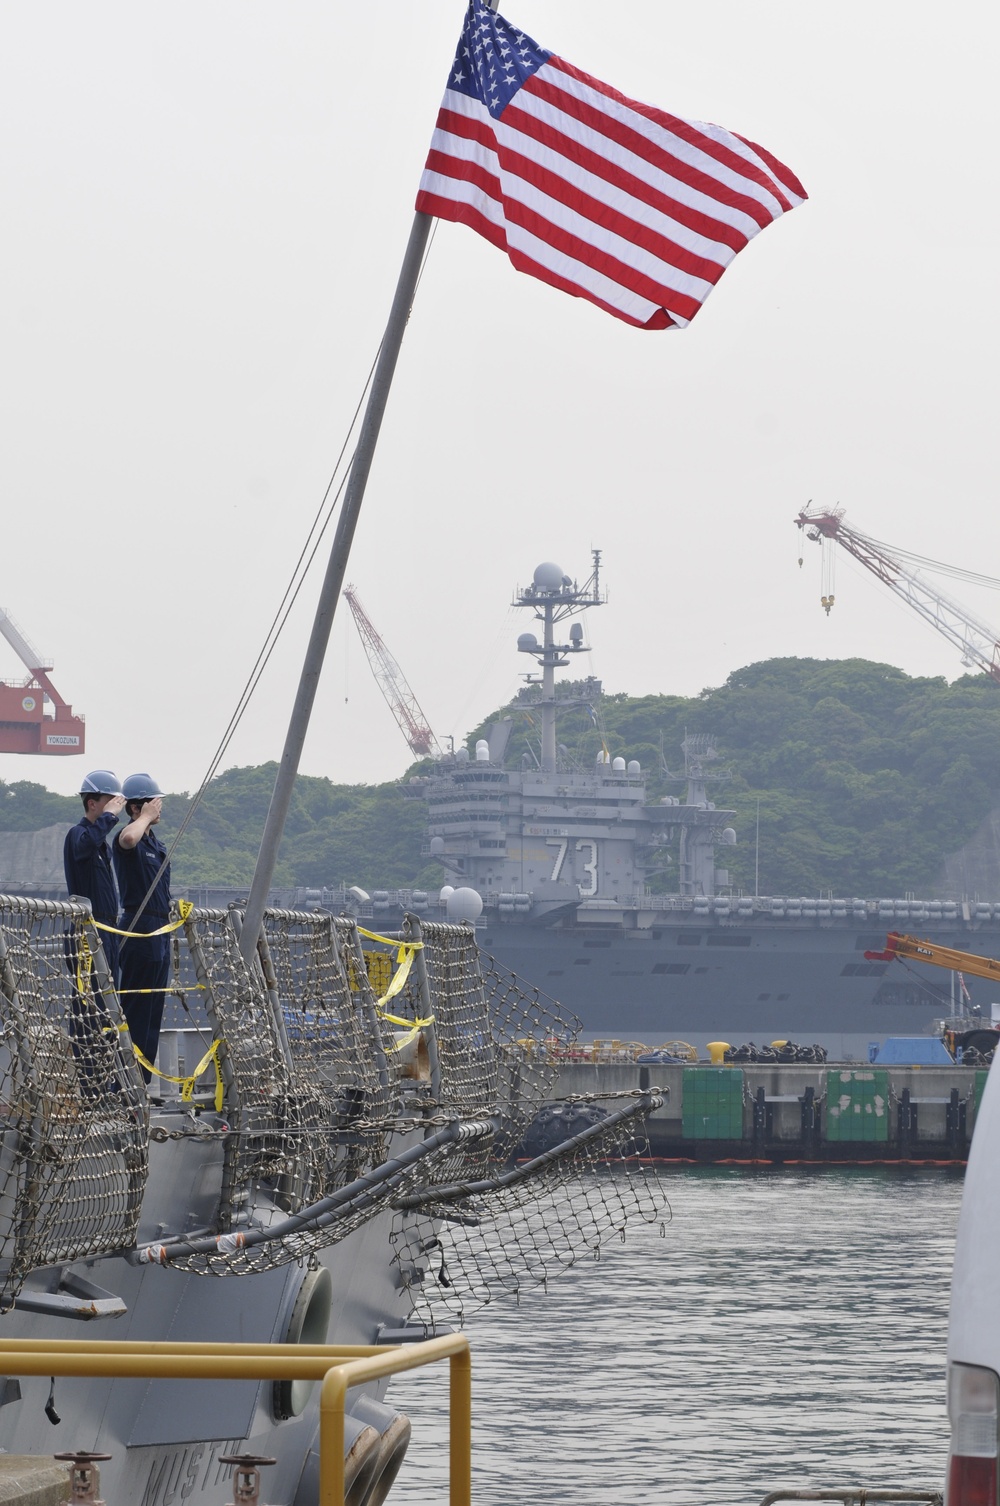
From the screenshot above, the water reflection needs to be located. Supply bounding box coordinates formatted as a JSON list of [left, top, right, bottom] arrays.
[[392, 1167, 962, 1505]]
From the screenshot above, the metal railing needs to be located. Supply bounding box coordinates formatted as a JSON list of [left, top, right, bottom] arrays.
[[0, 1335, 472, 1506], [758, 1490, 943, 1505]]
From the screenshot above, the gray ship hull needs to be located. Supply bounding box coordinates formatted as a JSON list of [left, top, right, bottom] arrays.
[[0, 1203, 410, 1506], [473, 909, 1000, 1057]]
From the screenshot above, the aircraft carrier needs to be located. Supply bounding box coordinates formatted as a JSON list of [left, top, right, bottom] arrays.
[[388, 554, 1000, 1060], [131, 555, 1000, 1062]]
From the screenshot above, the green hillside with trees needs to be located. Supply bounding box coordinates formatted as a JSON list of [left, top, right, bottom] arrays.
[[468, 658, 1000, 897], [2, 657, 997, 897], [0, 766, 434, 890]]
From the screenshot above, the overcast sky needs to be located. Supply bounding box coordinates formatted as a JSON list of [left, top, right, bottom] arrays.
[[2, 1, 997, 800]]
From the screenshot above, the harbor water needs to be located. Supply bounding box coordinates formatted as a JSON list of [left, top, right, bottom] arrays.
[[393, 1166, 962, 1505]]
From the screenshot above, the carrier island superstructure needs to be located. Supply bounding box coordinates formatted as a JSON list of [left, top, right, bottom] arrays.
[[419, 554, 736, 920], [397, 557, 1000, 1059]]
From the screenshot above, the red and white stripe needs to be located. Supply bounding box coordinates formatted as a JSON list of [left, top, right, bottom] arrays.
[[416, 55, 806, 330]]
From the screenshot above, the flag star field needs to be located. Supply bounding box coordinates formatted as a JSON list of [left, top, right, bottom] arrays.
[[417, 0, 807, 330]]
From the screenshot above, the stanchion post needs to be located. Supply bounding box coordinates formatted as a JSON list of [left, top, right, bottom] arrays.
[[450, 1346, 472, 1506], [319, 1367, 347, 1506]]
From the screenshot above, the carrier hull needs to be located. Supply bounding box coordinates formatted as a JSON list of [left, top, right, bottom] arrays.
[[472, 908, 1000, 1057]]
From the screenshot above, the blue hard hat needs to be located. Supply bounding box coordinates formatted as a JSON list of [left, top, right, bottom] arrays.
[[79, 769, 122, 796], [122, 773, 163, 801]]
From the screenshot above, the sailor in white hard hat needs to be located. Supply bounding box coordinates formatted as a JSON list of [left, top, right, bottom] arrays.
[[113, 774, 170, 1081], [64, 769, 126, 984]]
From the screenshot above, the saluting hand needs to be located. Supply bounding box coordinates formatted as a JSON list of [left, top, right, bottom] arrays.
[[144, 797, 163, 825], [106, 795, 127, 817]]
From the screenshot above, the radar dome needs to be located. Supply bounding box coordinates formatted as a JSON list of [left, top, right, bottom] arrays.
[[429, 836, 445, 856], [439, 885, 455, 904], [518, 633, 538, 652], [533, 561, 564, 591], [722, 827, 737, 845], [446, 886, 484, 922]]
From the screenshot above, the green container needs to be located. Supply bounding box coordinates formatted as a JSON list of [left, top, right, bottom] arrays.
[[825, 1069, 889, 1143], [682, 1067, 745, 1140]]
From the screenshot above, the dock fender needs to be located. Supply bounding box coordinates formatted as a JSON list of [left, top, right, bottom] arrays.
[[350, 1393, 412, 1506], [292, 1415, 381, 1506], [519, 1101, 609, 1157]]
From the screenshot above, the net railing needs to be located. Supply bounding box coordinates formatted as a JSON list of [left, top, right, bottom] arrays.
[[0, 897, 668, 1308], [0, 896, 147, 1310]]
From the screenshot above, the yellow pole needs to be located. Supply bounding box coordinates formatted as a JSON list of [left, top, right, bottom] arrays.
[[319, 1368, 347, 1506], [0, 1352, 357, 1380], [0, 1332, 473, 1506], [0, 1339, 382, 1357], [317, 1336, 472, 1505], [450, 1346, 472, 1506]]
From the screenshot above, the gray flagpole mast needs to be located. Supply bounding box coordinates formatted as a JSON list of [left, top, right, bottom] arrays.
[[239, 210, 433, 963]]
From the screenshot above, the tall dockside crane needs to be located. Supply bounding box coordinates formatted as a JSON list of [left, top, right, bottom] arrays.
[[0, 607, 86, 755], [795, 506, 1000, 683], [342, 585, 442, 759]]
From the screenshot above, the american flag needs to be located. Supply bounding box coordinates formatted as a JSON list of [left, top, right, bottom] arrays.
[[416, 0, 806, 330]]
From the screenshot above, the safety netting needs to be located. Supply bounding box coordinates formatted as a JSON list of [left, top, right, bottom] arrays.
[[0, 896, 147, 1310], [0, 895, 668, 1306], [389, 1126, 669, 1324], [161, 914, 668, 1286]]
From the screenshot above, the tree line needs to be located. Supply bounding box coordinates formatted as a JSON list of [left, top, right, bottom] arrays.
[[2, 657, 997, 898]]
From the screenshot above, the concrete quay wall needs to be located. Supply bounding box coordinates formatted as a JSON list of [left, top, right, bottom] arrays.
[[525, 1060, 990, 1163], [0, 1457, 68, 1506]]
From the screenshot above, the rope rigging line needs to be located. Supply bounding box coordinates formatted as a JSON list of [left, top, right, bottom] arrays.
[[124, 225, 440, 931], [858, 534, 1000, 593]]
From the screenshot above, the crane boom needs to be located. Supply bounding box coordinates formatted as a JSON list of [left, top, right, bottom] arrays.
[[0, 605, 85, 755], [0, 609, 50, 673], [865, 932, 1000, 985], [795, 507, 1000, 684], [342, 585, 441, 759]]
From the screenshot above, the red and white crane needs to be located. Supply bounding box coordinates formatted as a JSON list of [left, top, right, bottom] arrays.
[[342, 585, 441, 759], [0, 607, 86, 754], [795, 506, 1000, 685]]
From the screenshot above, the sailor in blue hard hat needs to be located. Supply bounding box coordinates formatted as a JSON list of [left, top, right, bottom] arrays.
[[64, 769, 126, 985], [113, 774, 171, 1083]]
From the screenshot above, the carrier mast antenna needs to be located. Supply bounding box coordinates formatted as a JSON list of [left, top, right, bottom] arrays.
[[514, 555, 606, 774]]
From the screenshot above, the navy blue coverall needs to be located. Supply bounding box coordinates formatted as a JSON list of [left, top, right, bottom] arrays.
[[63, 810, 122, 984], [113, 827, 171, 1082]]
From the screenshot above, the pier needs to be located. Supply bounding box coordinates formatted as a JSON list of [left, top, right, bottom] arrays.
[[520, 1058, 991, 1163]]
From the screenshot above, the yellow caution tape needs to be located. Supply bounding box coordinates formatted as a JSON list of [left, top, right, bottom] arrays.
[[72, 916, 204, 997], [136, 1038, 224, 1111], [385, 1024, 421, 1048], [116, 985, 206, 995], [383, 1010, 435, 1031], [353, 929, 428, 1015], [386, 1012, 435, 1053], [107, 1024, 225, 1111], [92, 899, 194, 940], [73, 931, 95, 998], [356, 926, 423, 950], [373, 944, 417, 1010], [352, 930, 439, 1051]]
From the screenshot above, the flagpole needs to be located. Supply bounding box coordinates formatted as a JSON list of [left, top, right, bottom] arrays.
[[239, 209, 433, 962]]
